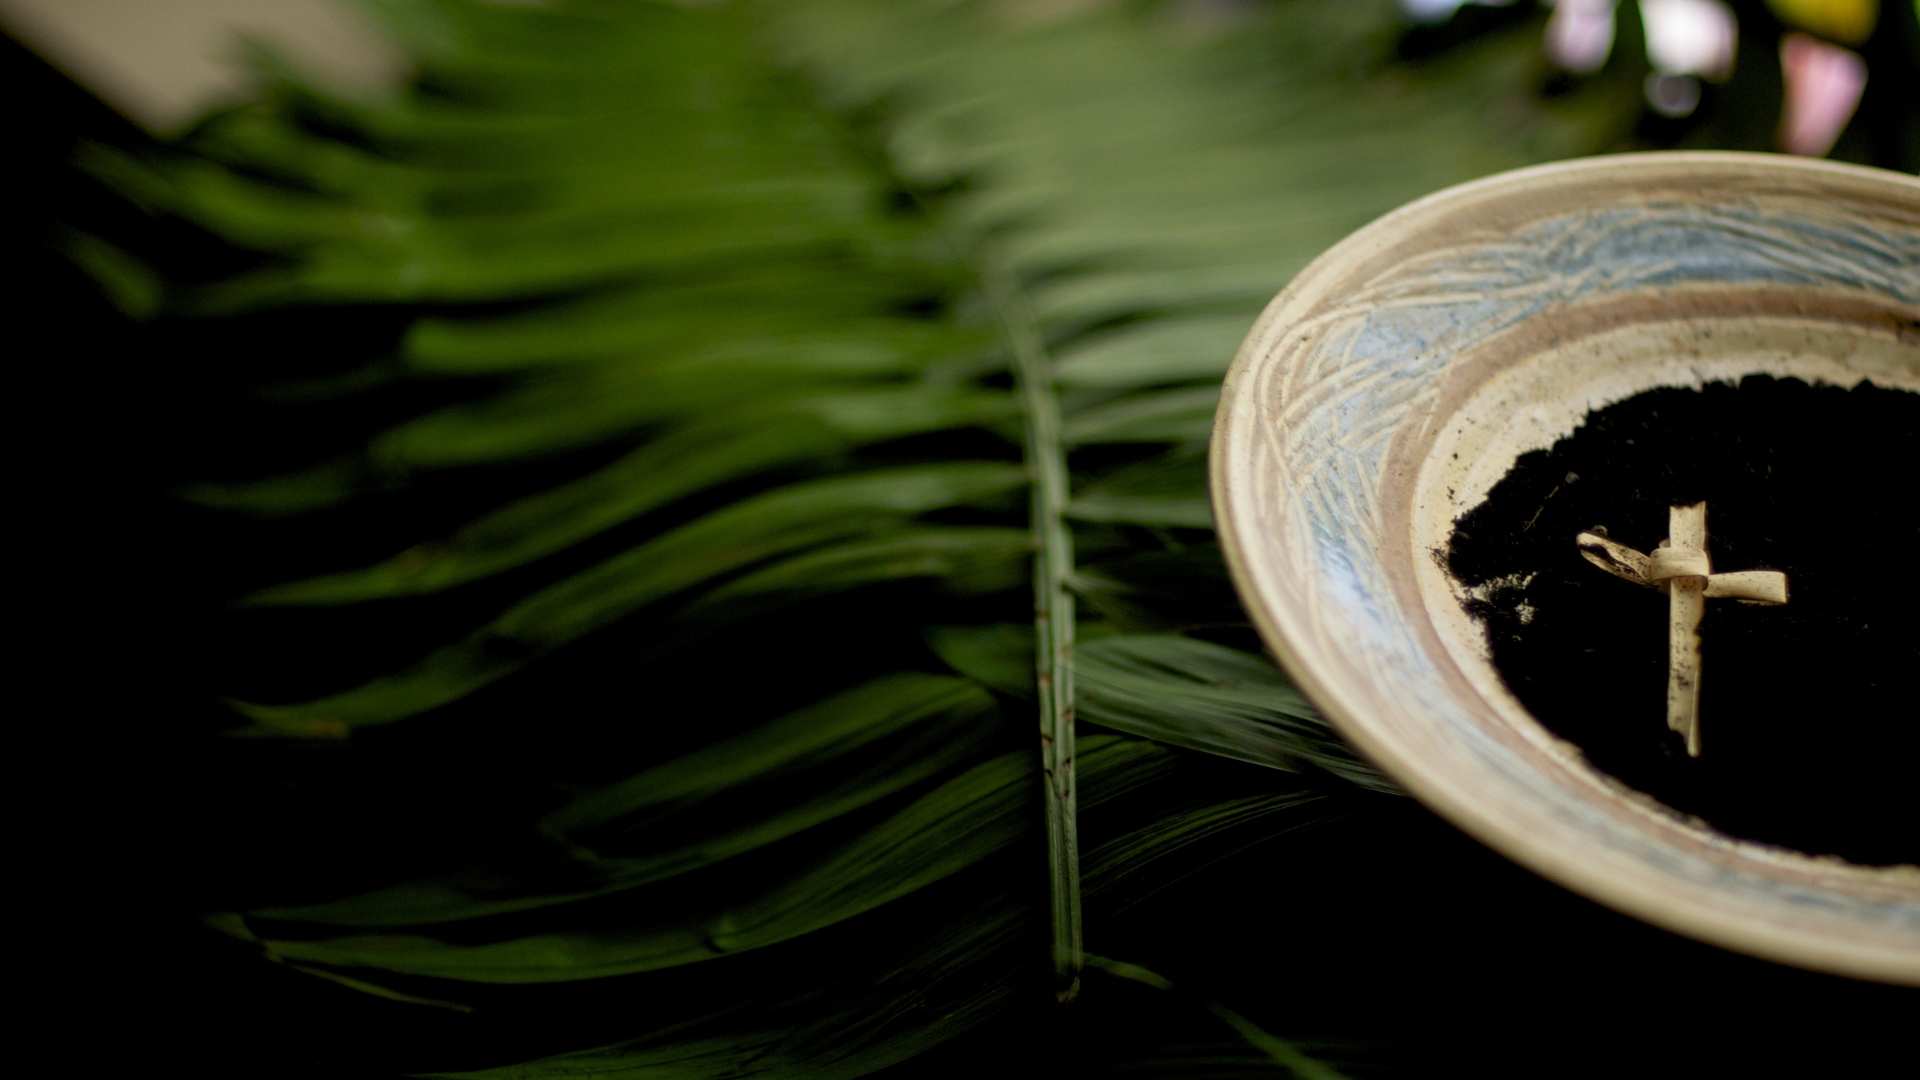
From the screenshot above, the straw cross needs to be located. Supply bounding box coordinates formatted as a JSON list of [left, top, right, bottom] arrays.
[[1576, 503, 1788, 757]]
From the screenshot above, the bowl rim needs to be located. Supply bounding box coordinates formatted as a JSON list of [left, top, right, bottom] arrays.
[[1209, 150, 1920, 982]]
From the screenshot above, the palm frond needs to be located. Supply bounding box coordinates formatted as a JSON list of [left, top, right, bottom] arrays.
[[59, 0, 1649, 1075]]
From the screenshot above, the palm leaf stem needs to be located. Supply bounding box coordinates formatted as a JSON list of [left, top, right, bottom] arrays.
[[1084, 956, 1349, 1080], [982, 259, 1081, 1000]]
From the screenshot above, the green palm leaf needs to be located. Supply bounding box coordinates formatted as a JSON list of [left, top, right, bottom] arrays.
[[61, 0, 1655, 1075]]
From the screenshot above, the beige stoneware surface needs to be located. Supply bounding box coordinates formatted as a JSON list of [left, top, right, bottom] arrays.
[[1210, 152, 1920, 983]]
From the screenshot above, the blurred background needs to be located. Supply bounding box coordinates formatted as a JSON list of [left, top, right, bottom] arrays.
[[6, 0, 1916, 158], [8, 3, 1915, 1079]]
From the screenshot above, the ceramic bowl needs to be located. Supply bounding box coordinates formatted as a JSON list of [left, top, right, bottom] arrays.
[[1210, 152, 1920, 983]]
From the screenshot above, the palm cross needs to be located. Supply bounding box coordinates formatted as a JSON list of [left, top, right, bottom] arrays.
[[1577, 503, 1788, 757]]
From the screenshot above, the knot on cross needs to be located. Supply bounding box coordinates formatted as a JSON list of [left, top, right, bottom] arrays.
[[1575, 503, 1788, 757]]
